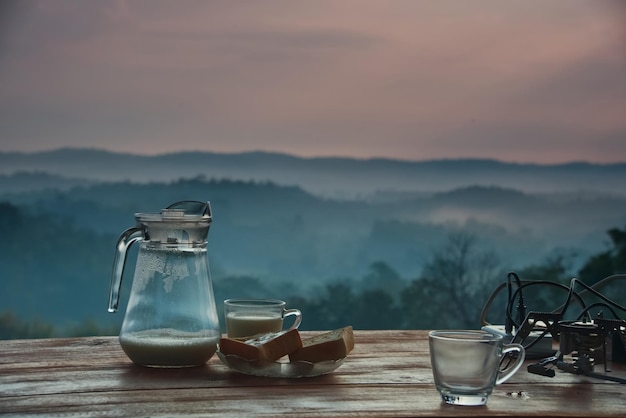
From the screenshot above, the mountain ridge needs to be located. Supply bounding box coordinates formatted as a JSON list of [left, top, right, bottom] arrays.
[[4, 147, 624, 167], [1, 147, 625, 198]]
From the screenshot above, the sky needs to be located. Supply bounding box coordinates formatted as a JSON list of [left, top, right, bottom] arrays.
[[1, 0, 626, 164]]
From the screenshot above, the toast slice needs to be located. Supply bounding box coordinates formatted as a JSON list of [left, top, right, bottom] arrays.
[[218, 337, 260, 361], [288, 326, 354, 363], [219, 328, 303, 362]]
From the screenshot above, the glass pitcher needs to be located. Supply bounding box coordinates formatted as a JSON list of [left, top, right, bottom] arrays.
[[108, 201, 220, 368]]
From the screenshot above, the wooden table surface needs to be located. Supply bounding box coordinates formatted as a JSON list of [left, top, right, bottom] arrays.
[[1, 330, 624, 417]]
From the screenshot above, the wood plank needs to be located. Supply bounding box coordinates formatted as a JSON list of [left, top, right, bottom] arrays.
[[2, 384, 625, 417], [1, 331, 625, 417]]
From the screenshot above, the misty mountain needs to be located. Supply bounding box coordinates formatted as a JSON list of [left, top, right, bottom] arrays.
[[3, 176, 624, 283], [2, 150, 626, 331], [2, 148, 626, 198], [0, 171, 98, 194]]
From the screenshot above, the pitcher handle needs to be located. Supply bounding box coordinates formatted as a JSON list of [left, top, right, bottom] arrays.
[[108, 227, 143, 312]]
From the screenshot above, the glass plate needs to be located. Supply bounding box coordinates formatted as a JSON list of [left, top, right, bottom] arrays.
[[216, 351, 346, 378]]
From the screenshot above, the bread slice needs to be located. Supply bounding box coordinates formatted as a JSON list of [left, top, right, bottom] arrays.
[[219, 328, 303, 362], [288, 326, 354, 363], [218, 337, 260, 361]]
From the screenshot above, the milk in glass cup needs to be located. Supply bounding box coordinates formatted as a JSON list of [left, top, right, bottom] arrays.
[[428, 330, 525, 406], [224, 299, 302, 339]]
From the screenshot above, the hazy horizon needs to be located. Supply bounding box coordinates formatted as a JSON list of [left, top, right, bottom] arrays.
[[4, 146, 626, 167], [2, 1, 626, 164]]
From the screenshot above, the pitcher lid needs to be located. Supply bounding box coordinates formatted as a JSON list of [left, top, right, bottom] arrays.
[[134, 201, 212, 243], [135, 201, 212, 223]]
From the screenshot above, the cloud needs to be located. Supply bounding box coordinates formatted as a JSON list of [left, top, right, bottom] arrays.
[[1, 0, 625, 162]]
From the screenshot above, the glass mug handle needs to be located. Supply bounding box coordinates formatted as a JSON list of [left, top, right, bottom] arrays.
[[282, 308, 302, 331], [496, 343, 525, 385]]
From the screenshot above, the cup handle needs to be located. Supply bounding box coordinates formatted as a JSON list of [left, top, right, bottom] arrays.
[[282, 308, 302, 331], [496, 343, 525, 385]]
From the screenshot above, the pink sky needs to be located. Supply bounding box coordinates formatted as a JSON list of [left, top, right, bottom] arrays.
[[1, 0, 625, 163]]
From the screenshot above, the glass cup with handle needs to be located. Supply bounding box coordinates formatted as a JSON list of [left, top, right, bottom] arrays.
[[428, 330, 525, 406], [224, 299, 302, 339]]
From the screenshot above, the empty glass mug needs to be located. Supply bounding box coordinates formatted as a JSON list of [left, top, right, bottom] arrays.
[[429, 330, 525, 406]]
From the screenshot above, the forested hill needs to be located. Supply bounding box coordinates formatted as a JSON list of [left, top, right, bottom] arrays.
[[2, 148, 626, 198], [2, 176, 626, 333]]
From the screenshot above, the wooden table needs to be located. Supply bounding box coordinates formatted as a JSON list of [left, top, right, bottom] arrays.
[[1, 330, 624, 417]]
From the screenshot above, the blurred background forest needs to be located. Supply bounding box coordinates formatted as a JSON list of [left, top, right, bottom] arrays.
[[2, 1, 626, 341], [1, 152, 626, 338]]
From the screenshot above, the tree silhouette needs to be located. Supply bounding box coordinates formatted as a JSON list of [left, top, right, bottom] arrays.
[[360, 261, 405, 301], [0, 311, 55, 339], [352, 289, 399, 330], [402, 232, 502, 329], [578, 226, 626, 284], [510, 251, 579, 315]]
